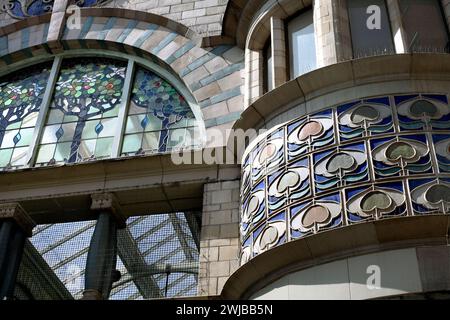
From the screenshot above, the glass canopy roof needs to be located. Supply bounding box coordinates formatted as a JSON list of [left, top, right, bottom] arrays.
[[28, 212, 200, 300]]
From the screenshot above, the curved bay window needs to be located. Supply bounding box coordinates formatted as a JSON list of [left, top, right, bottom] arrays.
[[0, 63, 51, 169], [0, 55, 201, 170], [288, 9, 317, 79]]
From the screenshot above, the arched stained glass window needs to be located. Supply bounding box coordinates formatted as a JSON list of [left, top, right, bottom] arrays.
[[122, 67, 199, 156], [36, 58, 126, 165], [0, 63, 51, 169], [0, 55, 201, 170]]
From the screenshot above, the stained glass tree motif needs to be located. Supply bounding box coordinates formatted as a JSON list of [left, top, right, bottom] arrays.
[[75, 0, 112, 7], [0, 63, 51, 169], [37, 58, 126, 165], [122, 67, 198, 156]]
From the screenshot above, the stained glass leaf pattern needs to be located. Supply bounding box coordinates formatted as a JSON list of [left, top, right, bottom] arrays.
[[123, 67, 198, 155], [3, 1, 112, 20], [0, 63, 51, 169], [37, 59, 126, 165]]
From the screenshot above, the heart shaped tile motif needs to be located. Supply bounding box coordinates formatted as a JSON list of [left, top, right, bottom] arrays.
[[361, 191, 392, 215], [409, 100, 438, 118], [298, 121, 323, 141], [326, 153, 356, 174], [301, 205, 331, 229], [385, 141, 416, 162], [259, 226, 279, 251], [350, 105, 380, 125], [247, 195, 260, 216], [276, 171, 300, 193], [425, 184, 450, 205], [258, 143, 277, 164]]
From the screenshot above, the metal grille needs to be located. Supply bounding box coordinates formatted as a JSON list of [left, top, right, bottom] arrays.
[[13, 212, 201, 300]]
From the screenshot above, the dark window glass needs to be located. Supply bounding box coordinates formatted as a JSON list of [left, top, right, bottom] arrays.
[[347, 0, 394, 58], [399, 0, 449, 52]]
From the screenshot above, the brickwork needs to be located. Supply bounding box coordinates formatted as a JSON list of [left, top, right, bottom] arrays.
[[198, 180, 240, 296], [332, 0, 353, 62], [105, 0, 229, 37], [244, 48, 263, 107], [270, 17, 287, 88], [314, 0, 338, 67]]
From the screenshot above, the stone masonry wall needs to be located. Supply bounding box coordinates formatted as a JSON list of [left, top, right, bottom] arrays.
[[314, 0, 338, 68], [105, 0, 229, 37], [198, 180, 240, 296]]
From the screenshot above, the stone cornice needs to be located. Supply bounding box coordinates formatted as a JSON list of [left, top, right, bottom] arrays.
[[221, 215, 450, 299], [232, 53, 450, 135]]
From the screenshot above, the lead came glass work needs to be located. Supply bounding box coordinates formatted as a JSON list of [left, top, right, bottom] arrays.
[[122, 67, 198, 156], [36, 58, 126, 165], [0, 63, 51, 169], [1, 0, 113, 19], [240, 93, 450, 266]]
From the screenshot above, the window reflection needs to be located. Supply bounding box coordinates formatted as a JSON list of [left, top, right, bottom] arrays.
[[288, 9, 317, 79]]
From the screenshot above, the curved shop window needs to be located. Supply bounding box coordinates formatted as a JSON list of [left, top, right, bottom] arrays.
[[0, 55, 202, 170]]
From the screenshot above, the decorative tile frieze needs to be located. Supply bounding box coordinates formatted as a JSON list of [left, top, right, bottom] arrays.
[[240, 93, 450, 266]]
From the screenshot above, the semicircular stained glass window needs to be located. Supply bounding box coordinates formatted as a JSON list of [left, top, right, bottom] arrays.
[[0, 63, 51, 170], [121, 66, 199, 156], [36, 58, 127, 165]]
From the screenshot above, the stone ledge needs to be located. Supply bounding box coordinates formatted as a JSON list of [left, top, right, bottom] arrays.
[[221, 214, 450, 299], [231, 53, 450, 141]]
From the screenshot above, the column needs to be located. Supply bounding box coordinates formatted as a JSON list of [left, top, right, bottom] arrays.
[[198, 181, 240, 296], [270, 17, 287, 88], [81, 193, 126, 300], [386, 0, 408, 53], [332, 0, 353, 62], [244, 48, 264, 107], [314, 0, 339, 67], [0, 203, 36, 300]]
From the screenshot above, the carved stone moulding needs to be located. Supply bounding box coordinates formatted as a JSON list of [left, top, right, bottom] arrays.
[[90, 192, 127, 228], [0, 202, 36, 236]]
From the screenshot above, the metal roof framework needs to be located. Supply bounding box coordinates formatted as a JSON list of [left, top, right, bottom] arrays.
[[18, 212, 200, 300]]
